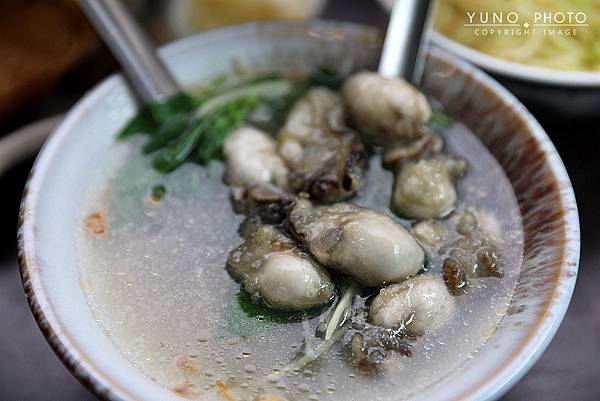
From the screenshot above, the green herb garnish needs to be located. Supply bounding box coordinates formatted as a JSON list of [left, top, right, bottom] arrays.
[[118, 94, 197, 141], [118, 107, 156, 140], [236, 290, 324, 324], [428, 110, 454, 130], [150, 185, 166, 202], [142, 113, 190, 154], [117, 69, 351, 174], [117, 77, 296, 173], [197, 96, 259, 164]]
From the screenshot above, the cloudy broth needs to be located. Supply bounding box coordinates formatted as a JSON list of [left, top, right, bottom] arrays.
[[76, 117, 523, 400]]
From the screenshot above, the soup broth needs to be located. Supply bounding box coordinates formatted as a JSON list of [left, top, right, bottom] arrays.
[[76, 113, 523, 400]]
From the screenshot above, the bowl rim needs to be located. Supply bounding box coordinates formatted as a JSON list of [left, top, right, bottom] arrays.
[[421, 45, 580, 401], [17, 20, 580, 401], [431, 32, 600, 88]]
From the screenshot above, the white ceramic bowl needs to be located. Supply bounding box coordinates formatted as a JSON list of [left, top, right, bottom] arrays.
[[430, 32, 600, 116], [18, 21, 579, 401], [430, 32, 600, 88], [377, 0, 600, 116]]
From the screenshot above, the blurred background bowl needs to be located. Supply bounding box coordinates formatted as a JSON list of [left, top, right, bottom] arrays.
[[165, 0, 327, 37], [430, 32, 600, 117], [377, 0, 600, 117]]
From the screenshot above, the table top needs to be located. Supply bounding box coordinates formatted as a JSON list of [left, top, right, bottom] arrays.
[[1, 0, 599, 400]]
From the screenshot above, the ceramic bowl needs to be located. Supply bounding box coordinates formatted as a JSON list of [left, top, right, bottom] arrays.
[[18, 21, 579, 401], [0, 115, 62, 177], [376, 0, 600, 117], [430, 32, 600, 117]]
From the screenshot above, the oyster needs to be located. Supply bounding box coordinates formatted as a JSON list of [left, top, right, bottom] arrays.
[[230, 184, 292, 224], [277, 87, 366, 203], [412, 219, 445, 247], [369, 275, 455, 335], [223, 126, 288, 189], [224, 126, 291, 222], [343, 71, 443, 167], [392, 156, 467, 220], [342, 71, 432, 147], [381, 132, 443, 167], [287, 198, 425, 286], [442, 257, 469, 296], [226, 220, 334, 311], [447, 209, 504, 278]]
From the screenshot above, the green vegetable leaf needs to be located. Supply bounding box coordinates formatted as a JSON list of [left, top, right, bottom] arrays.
[[236, 290, 309, 324], [147, 93, 196, 123], [216, 287, 280, 339], [197, 96, 259, 164], [152, 117, 210, 173], [117, 74, 318, 173], [216, 285, 328, 340], [117, 94, 195, 140], [151, 185, 166, 202], [142, 113, 191, 154], [194, 79, 293, 118], [117, 107, 156, 140], [428, 110, 454, 130]]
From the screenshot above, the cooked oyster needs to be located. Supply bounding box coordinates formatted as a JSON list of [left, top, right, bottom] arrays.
[[277, 87, 366, 203], [223, 126, 288, 189], [446, 209, 504, 280], [381, 132, 443, 167], [442, 257, 469, 296], [224, 127, 291, 222], [392, 156, 467, 220], [347, 300, 416, 372], [412, 219, 445, 247], [350, 328, 413, 373], [230, 184, 292, 224], [342, 71, 432, 148], [227, 220, 334, 311], [369, 275, 455, 335], [287, 199, 425, 286]]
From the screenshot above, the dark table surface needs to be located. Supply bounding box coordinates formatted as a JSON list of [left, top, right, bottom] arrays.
[[1, 0, 599, 400]]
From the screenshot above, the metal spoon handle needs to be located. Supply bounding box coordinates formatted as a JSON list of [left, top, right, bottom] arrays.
[[79, 0, 180, 103], [378, 0, 435, 84]]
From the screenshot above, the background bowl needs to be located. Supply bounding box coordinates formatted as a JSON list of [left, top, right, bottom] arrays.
[[377, 0, 600, 117], [430, 32, 600, 117], [18, 21, 579, 401]]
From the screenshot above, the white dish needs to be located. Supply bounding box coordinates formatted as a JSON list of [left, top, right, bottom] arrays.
[[0, 115, 62, 177], [377, 0, 600, 115]]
